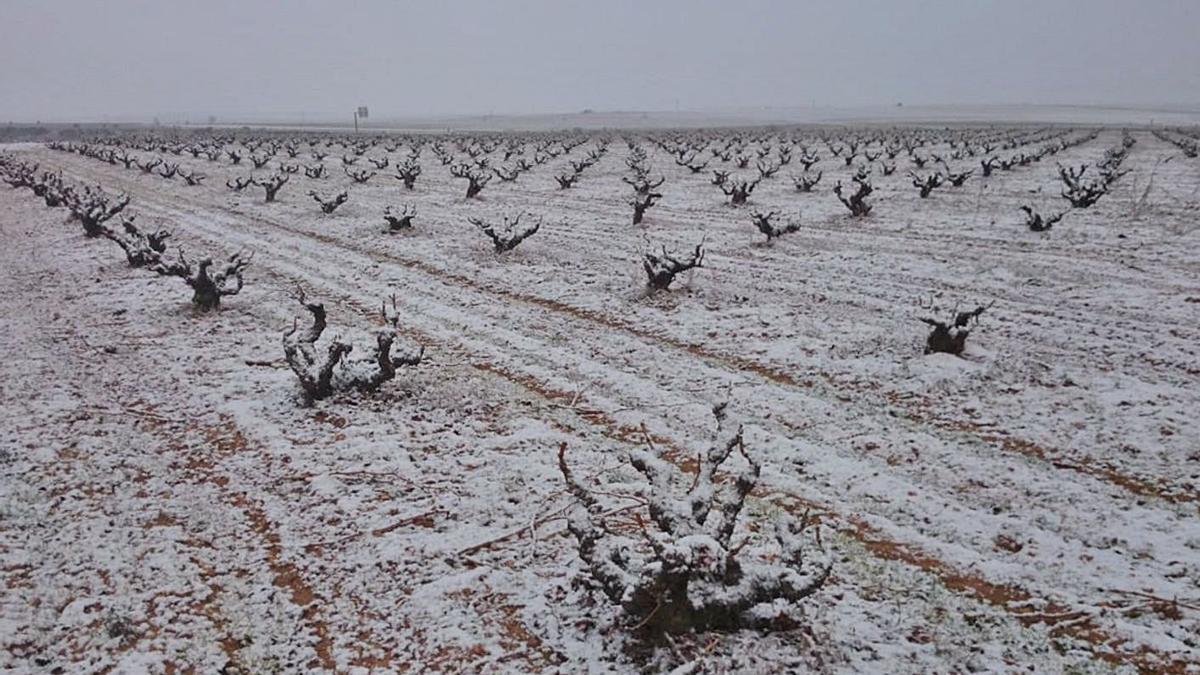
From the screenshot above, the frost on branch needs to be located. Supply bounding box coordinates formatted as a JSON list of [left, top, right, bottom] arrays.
[[253, 173, 289, 202], [750, 210, 802, 242], [383, 204, 417, 233], [469, 212, 541, 253], [559, 405, 832, 633], [135, 157, 162, 174], [154, 249, 252, 311], [1019, 205, 1064, 232], [395, 159, 422, 189], [719, 177, 760, 206], [103, 215, 171, 267], [33, 170, 69, 207], [344, 166, 376, 184], [1, 157, 37, 189], [282, 289, 424, 403], [946, 169, 974, 187], [642, 242, 704, 291], [180, 169, 206, 186], [756, 159, 781, 180], [65, 186, 130, 238], [1058, 163, 1109, 208], [226, 176, 254, 192], [909, 170, 944, 198], [623, 174, 664, 196], [792, 171, 822, 192], [308, 189, 349, 214], [492, 165, 521, 182], [833, 175, 873, 217], [919, 302, 992, 356], [629, 190, 662, 225], [450, 162, 492, 199]]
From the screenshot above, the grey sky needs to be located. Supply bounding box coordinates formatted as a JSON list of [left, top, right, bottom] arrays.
[[1, 0, 1197, 122]]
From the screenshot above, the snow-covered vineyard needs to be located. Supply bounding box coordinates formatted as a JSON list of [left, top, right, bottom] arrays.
[[2, 124, 1199, 673]]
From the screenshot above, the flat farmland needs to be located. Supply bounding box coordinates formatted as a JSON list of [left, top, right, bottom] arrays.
[[2, 125, 1198, 673]]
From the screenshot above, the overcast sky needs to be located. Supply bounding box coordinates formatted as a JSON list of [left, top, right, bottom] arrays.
[[1, 0, 1197, 122]]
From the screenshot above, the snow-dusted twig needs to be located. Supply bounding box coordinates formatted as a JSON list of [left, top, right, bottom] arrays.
[[282, 287, 424, 403], [153, 248, 252, 311], [643, 241, 704, 291], [559, 404, 832, 633], [469, 212, 541, 253], [919, 301, 993, 355]]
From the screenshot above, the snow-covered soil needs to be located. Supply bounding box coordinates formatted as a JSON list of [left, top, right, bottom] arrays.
[[2, 128, 1199, 674]]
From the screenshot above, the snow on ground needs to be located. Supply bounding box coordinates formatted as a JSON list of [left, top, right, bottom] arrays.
[[1, 126, 1198, 673]]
